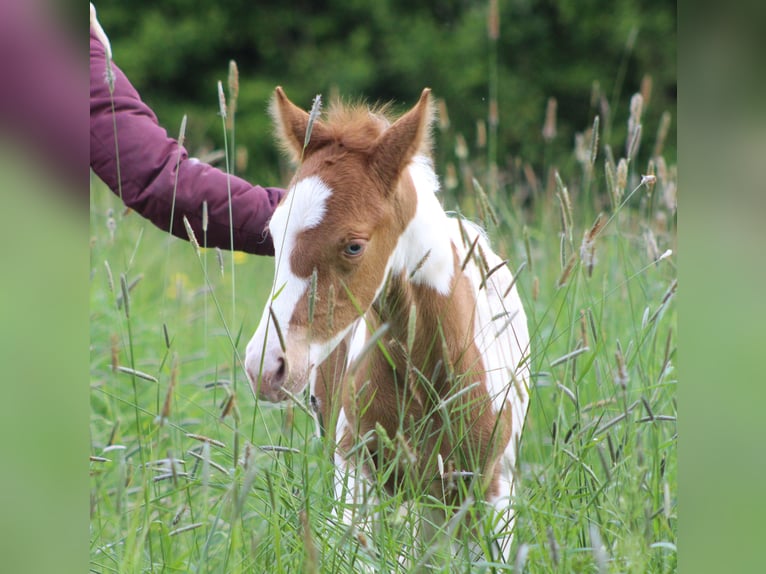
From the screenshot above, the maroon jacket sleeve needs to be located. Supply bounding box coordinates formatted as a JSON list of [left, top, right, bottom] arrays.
[[90, 29, 284, 255]]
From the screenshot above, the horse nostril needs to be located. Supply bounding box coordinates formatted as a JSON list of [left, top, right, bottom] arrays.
[[276, 357, 286, 380]]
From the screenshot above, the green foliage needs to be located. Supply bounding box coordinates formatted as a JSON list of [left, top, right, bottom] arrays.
[[96, 0, 675, 186]]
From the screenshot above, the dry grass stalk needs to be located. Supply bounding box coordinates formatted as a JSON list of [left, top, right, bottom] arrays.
[[219, 392, 237, 422], [156, 354, 179, 425], [554, 171, 573, 239], [649, 279, 678, 324], [644, 227, 660, 264], [479, 259, 509, 290], [187, 449, 230, 476], [215, 247, 224, 275], [589, 115, 600, 167], [604, 160, 617, 210], [473, 177, 499, 226], [268, 307, 287, 352], [169, 522, 204, 537], [640, 74, 653, 108], [186, 433, 226, 448], [162, 323, 171, 348], [523, 162, 539, 195], [455, 133, 468, 160], [476, 119, 486, 148], [626, 92, 645, 156], [409, 249, 433, 281], [580, 309, 589, 348], [503, 261, 526, 298], [437, 98, 450, 130], [303, 94, 323, 153], [119, 273, 130, 317], [627, 123, 642, 161], [171, 504, 187, 526], [616, 158, 628, 203], [551, 345, 590, 368], [116, 365, 157, 383], [488, 0, 499, 40], [580, 213, 606, 277], [460, 234, 481, 272], [444, 163, 458, 190], [217, 81, 227, 120], [556, 252, 577, 288], [653, 111, 672, 158], [614, 342, 629, 389], [555, 381, 577, 405], [226, 60, 239, 130], [182, 215, 199, 251], [116, 274, 143, 309], [542, 97, 557, 142], [177, 114, 187, 148]]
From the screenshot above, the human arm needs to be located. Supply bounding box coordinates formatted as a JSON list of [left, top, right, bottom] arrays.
[[89, 15, 284, 255]]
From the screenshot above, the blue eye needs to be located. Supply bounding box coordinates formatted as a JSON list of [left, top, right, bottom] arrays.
[[344, 242, 364, 256]]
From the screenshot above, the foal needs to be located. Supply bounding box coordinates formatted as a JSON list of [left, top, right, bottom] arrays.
[[245, 87, 530, 562]]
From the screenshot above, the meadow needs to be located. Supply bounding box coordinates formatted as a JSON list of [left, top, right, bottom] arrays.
[[89, 82, 676, 572]]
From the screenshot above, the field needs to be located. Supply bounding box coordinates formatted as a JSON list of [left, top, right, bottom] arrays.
[[89, 89, 676, 572]]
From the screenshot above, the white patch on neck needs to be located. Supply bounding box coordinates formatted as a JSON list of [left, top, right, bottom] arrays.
[[390, 156, 454, 295]]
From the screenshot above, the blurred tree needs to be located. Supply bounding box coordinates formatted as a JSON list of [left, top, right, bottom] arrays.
[[96, 0, 676, 189]]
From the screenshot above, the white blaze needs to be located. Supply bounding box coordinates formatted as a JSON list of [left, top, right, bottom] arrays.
[[245, 176, 333, 385]]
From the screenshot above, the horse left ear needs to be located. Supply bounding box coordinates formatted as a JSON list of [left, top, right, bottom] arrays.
[[370, 88, 434, 192]]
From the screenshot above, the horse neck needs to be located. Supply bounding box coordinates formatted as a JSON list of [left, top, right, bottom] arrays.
[[375, 158, 484, 393]]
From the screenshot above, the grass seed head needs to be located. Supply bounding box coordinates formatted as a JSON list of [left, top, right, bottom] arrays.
[[178, 114, 187, 148], [217, 81, 227, 120], [614, 343, 629, 389], [182, 216, 199, 251], [488, 0, 499, 40], [227, 60, 239, 128], [653, 110, 672, 158], [640, 74, 653, 107], [616, 158, 628, 201], [542, 97, 557, 142], [110, 333, 119, 371], [455, 133, 468, 160], [476, 119, 486, 148], [437, 98, 450, 130]]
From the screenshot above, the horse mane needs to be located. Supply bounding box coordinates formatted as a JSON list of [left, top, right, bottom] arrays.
[[272, 92, 435, 161]]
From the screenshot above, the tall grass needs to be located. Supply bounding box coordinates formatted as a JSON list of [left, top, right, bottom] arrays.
[[90, 56, 675, 574]]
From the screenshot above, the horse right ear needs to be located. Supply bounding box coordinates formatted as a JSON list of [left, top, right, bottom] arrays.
[[270, 87, 329, 164]]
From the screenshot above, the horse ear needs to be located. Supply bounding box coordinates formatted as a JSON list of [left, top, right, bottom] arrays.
[[270, 87, 328, 163], [370, 88, 434, 191]]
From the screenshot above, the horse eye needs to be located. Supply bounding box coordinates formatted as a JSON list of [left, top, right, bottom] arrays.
[[343, 242, 364, 257]]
